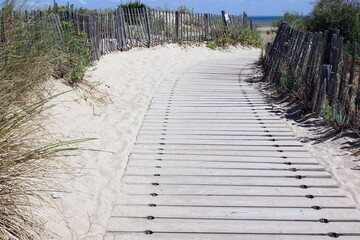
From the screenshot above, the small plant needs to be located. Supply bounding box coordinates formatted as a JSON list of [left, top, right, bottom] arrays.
[[206, 42, 217, 50], [55, 21, 93, 85], [279, 69, 296, 91], [321, 101, 350, 128]]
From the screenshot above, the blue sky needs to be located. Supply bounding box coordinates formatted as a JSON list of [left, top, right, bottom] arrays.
[[25, 0, 314, 16]]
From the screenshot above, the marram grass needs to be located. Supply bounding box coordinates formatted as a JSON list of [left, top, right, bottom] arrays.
[[0, 1, 93, 239]]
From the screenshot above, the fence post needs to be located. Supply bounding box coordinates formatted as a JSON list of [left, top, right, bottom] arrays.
[[204, 13, 209, 40], [175, 11, 180, 40], [346, 42, 357, 113], [250, 19, 254, 32], [355, 68, 360, 113], [323, 29, 340, 65], [312, 64, 332, 116], [143, 8, 151, 48], [338, 41, 350, 105], [221, 10, 229, 30], [242, 11, 248, 28], [328, 33, 342, 105], [117, 8, 127, 51]]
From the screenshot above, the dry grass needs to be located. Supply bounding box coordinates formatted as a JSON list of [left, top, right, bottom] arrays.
[[0, 1, 94, 239]]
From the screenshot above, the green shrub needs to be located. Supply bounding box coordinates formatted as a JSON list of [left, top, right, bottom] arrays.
[[178, 4, 193, 14], [305, 0, 360, 42], [272, 12, 306, 31], [209, 24, 262, 49], [119, 0, 147, 22], [56, 21, 93, 85]]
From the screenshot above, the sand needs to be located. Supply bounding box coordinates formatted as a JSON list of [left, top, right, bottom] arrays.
[[41, 44, 261, 239], [248, 69, 360, 207], [41, 43, 360, 239]]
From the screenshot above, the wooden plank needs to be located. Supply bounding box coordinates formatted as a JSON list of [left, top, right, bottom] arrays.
[[111, 205, 359, 220], [122, 175, 333, 186], [105, 233, 360, 240], [113, 195, 355, 208], [129, 154, 318, 163], [136, 135, 299, 141], [126, 160, 322, 169], [131, 151, 312, 158], [124, 168, 330, 178], [107, 218, 360, 233], [138, 129, 294, 136], [133, 142, 306, 149]]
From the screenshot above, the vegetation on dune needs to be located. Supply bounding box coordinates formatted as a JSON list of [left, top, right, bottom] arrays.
[[306, 0, 360, 43], [55, 21, 93, 85], [118, 0, 147, 10], [207, 24, 262, 50], [273, 0, 360, 43], [262, 0, 360, 129], [0, 0, 95, 238], [177, 4, 194, 14], [272, 12, 306, 31]]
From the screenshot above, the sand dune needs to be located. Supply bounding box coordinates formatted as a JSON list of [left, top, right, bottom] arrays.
[[41, 44, 261, 239]]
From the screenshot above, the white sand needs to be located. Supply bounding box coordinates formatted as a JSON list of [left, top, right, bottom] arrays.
[[249, 70, 360, 207], [42, 44, 261, 239]]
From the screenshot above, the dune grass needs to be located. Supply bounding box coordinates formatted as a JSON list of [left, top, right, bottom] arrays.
[[0, 1, 96, 238]]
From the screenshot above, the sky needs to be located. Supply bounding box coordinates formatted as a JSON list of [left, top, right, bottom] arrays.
[[22, 0, 314, 16]]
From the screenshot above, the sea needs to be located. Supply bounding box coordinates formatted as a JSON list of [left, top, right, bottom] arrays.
[[248, 16, 282, 25]]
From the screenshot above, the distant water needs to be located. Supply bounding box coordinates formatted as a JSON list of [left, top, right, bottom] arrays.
[[248, 16, 282, 25]]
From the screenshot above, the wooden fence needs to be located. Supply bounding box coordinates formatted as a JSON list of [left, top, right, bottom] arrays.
[[50, 8, 255, 61], [264, 21, 360, 124]]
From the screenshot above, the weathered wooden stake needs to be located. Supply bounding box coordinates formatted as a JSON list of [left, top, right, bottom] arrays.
[[143, 8, 151, 47], [221, 10, 229, 30], [175, 11, 180, 40], [338, 41, 350, 105], [312, 64, 332, 116], [242, 11, 248, 28]]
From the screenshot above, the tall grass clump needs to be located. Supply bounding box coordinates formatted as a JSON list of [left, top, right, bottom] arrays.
[[0, 1, 92, 238]]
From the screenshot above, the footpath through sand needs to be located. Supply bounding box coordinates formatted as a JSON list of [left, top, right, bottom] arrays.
[[104, 55, 360, 239]]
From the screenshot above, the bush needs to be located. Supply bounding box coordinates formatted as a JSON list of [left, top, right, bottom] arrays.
[[55, 21, 93, 85], [178, 4, 193, 14], [305, 0, 360, 42], [209, 24, 262, 49], [272, 12, 306, 31]]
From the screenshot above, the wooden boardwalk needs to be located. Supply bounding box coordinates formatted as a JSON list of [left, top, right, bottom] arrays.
[[105, 56, 360, 239]]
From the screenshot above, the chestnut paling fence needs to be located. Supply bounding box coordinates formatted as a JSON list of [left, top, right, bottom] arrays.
[[44, 8, 254, 61], [264, 21, 360, 125]]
